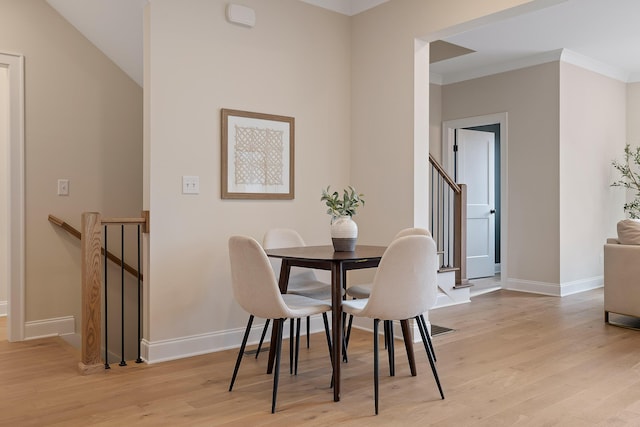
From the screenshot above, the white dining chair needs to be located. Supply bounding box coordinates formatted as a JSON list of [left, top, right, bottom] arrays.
[[228, 235, 333, 413], [345, 227, 436, 364], [260, 228, 348, 371], [342, 234, 444, 414]]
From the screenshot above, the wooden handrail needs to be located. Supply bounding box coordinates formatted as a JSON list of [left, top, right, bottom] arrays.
[[49, 214, 145, 281], [429, 153, 461, 193]]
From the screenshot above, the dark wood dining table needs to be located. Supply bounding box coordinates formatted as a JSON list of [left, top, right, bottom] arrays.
[[264, 244, 417, 402]]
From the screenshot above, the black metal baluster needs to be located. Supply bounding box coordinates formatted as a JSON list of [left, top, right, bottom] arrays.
[[445, 185, 450, 268], [136, 224, 143, 363], [437, 174, 441, 259], [452, 187, 456, 268], [439, 176, 445, 269], [104, 225, 110, 369], [430, 165, 435, 234], [119, 225, 127, 367]]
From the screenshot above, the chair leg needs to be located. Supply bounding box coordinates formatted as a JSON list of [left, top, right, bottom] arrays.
[[229, 315, 254, 392], [306, 316, 311, 348], [385, 320, 395, 377], [295, 318, 301, 375], [416, 316, 444, 399], [373, 318, 380, 415], [419, 314, 436, 362], [289, 319, 294, 375], [322, 312, 334, 389], [255, 318, 270, 359], [342, 335, 349, 363], [272, 318, 285, 413], [345, 313, 354, 348], [342, 312, 349, 363]]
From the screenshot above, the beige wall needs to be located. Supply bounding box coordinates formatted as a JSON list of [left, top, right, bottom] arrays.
[[623, 83, 640, 213], [627, 83, 640, 144], [0, 66, 7, 306], [438, 61, 625, 293], [145, 0, 351, 346], [559, 62, 625, 285], [441, 62, 561, 285], [144, 0, 538, 359], [0, 1, 142, 327], [349, 0, 536, 245], [430, 83, 443, 162]]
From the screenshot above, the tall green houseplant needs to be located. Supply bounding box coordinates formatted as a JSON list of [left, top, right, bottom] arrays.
[[612, 144, 640, 219]]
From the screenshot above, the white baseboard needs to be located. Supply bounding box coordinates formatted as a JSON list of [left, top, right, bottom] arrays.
[[24, 316, 76, 340], [141, 315, 328, 364], [0, 301, 6, 317], [505, 276, 603, 297]]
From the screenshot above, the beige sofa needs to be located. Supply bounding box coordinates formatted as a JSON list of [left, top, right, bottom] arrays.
[[604, 237, 640, 323]]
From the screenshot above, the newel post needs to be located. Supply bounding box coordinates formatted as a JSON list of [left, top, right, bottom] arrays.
[[78, 212, 103, 374], [454, 184, 468, 286]]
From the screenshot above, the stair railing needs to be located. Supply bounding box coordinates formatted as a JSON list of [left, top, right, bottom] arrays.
[[429, 154, 468, 287], [50, 212, 149, 374]]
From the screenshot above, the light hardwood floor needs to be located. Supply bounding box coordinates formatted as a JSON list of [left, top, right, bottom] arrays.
[[2, 289, 640, 426]]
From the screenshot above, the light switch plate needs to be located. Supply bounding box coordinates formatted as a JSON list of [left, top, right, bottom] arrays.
[[57, 179, 69, 196], [182, 176, 200, 194]]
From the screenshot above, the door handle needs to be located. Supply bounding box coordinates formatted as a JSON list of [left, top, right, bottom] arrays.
[[489, 209, 496, 214]]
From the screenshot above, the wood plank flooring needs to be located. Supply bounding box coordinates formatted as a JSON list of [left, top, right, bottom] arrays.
[[2, 289, 640, 426]]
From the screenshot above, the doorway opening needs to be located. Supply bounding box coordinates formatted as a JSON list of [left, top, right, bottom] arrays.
[[442, 113, 508, 288], [1, 52, 25, 342]]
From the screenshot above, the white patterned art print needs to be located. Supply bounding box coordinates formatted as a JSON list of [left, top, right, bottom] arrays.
[[221, 109, 294, 199]]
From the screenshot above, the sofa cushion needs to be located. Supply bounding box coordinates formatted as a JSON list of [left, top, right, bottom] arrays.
[[617, 219, 640, 245]]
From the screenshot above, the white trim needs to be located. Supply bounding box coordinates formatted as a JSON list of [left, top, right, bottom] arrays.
[[0, 53, 25, 342], [505, 276, 603, 297], [0, 301, 6, 317], [442, 113, 509, 288], [141, 315, 327, 364], [432, 48, 632, 86], [24, 316, 76, 340], [559, 49, 629, 83], [300, 0, 389, 16], [414, 38, 430, 228]]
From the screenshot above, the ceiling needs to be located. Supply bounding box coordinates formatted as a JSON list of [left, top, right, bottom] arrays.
[[430, 0, 640, 84], [45, 0, 640, 87]]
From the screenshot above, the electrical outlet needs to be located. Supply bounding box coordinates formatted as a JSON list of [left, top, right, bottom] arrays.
[[57, 179, 69, 196], [182, 176, 200, 194]]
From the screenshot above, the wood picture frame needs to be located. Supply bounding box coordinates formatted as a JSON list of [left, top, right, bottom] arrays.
[[221, 109, 295, 199]]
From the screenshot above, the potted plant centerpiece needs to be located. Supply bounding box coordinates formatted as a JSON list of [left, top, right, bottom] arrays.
[[321, 186, 365, 251]]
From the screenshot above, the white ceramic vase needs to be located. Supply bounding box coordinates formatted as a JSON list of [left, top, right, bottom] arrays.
[[331, 215, 358, 251]]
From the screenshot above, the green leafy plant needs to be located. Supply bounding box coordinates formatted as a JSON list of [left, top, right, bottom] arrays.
[[321, 186, 365, 219], [612, 144, 640, 219]]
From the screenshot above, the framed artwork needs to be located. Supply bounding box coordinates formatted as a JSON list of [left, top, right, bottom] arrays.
[[221, 109, 295, 199]]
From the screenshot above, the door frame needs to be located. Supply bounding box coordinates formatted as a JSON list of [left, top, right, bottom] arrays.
[[442, 112, 508, 284], [1, 52, 25, 342]]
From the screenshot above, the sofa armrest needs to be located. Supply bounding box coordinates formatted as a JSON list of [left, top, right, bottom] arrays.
[[604, 242, 640, 318]]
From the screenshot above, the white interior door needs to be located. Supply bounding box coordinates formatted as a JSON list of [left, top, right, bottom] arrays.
[[457, 129, 495, 279]]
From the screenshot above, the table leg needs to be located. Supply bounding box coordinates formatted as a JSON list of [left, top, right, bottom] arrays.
[[267, 260, 291, 374], [400, 319, 417, 377], [331, 262, 343, 401]]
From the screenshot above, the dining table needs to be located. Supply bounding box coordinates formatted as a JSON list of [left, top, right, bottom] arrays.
[[264, 244, 418, 402]]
